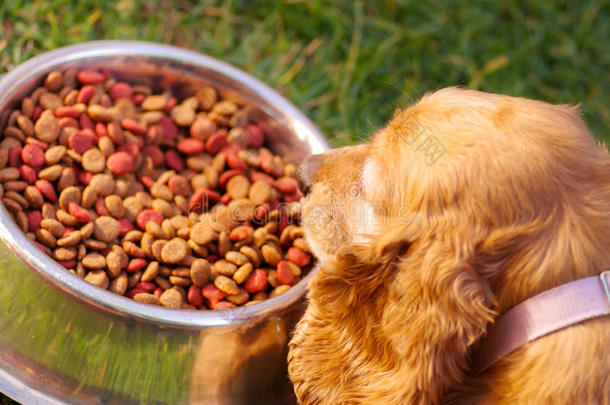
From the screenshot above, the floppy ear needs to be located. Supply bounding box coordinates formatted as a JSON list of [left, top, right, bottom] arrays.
[[289, 221, 498, 405], [381, 220, 498, 403]]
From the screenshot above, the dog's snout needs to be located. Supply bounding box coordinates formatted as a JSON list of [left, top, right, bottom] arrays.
[[298, 153, 325, 195]]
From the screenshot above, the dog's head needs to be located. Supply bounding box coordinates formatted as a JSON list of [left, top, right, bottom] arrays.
[[289, 87, 610, 404]]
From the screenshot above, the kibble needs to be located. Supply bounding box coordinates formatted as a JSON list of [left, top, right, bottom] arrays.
[[0, 69, 313, 310]]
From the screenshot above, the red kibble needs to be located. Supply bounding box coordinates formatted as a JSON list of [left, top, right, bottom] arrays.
[[76, 70, 105, 85], [5, 181, 27, 191], [27, 210, 42, 232], [220, 193, 231, 205], [63, 227, 75, 236], [54, 106, 81, 118], [140, 176, 154, 188], [117, 142, 140, 157], [68, 202, 91, 222], [177, 138, 205, 155], [57, 259, 77, 269], [21, 145, 45, 167], [127, 258, 148, 273], [250, 171, 275, 185], [95, 122, 108, 138], [159, 116, 178, 140], [118, 218, 133, 236], [167, 176, 190, 196], [25, 137, 49, 150], [284, 190, 303, 203], [109, 82, 133, 101], [277, 261, 296, 285], [9, 148, 22, 167], [219, 169, 245, 188], [19, 165, 37, 184], [136, 209, 164, 230], [205, 132, 227, 155], [201, 283, 227, 301], [244, 124, 264, 148], [142, 145, 164, 167], [226, 152, 248, 171], [95, 198, 110, 216], [58, 117, 79, 128], [32, 106, 42, 121], [106, 151, 134, 175], [132, 94, 146, 104], [286, 247, 311, 267], [120, 118, 146, 134], [107, 122, 124, 145], [35, 179, 57, 202], [254, 203, 270, 221], [259, 152, 284, 177], [76, 85, 95, 104], [211, 301, 237, 310], [229, 225, 254, 241], [69, 131, 95, 154], [187, 285, 204, 307], [153, 287, 163, 298], [274, 177, 298, 194], [145, 125, 158, 143], [33, 241, 46, 251], [135, 282, 156, 292], [125, 288, 146, 299], [245, 269, 268, 293], [206, 255, 220, 263], [189, 188, 221, 213], [165, 97, 177, 110], [79, 113, 95, 131], [78, 170, 94, 185], [165, 150, 184, 171]]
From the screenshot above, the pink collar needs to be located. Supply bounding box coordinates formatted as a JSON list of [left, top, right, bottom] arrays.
[[471, 270, 610, 374]]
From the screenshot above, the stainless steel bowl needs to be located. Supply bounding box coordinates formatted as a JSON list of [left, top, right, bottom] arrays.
[[0, 40, 329, 405]]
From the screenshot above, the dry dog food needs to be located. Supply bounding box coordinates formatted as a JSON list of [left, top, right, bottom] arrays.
[[0, 68, 313, 310]]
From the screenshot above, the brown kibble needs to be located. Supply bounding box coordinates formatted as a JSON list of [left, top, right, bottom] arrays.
[[55, 209, 78, 226], [59, 186, 81, 210], [239, 245, 262, 267], [226, 175, 250, 199], [212, 259, 237, 276], [38, 165, 63, 181], [81, 148, 106, 173], [109, 273, 128, 295], [141, 261, 160, 282], [195, 86, 217, 110], [34, 110, 60, 143], [16, 115, 34, 137], [53, 247, 76, 261], [56, 230, 82, 247], [45, 145, 67, 165], [249, 180, 273, 204], [269, 285, 291, 298], [94, 216, 120, 242], [81, 186, 97, 208], [89, 173, 115, 196], [171, 104, 195, 126], [36, 228, 56, 248], [160, 237, 189, 264], [233, 262, 253, 284], [134, 292, 161, 305], [159, 288, 183, 308], [141, 95, 168, 111], [24, 186, 44, 209], [106, 248, 127, 278], [84, 270, 109, 289], [80, 222, 95, 239], [261, 243, 282, 267], [39, 93, 63, 110], [0, 168, 20, 182], [104, 194, 124, 218], [45, 71, 63, 91], [41, 218, 65, 238], [190, 222, 216, 245], [214, 275, 240, 295], [190, 258, 211, 287], [225, 251, 250, 266], [217, 231, 232, 256], [82, 253, 106, 269], [226, 288, 250, 305], [57, 167, 77, 191], [169, 275, 191, 286]]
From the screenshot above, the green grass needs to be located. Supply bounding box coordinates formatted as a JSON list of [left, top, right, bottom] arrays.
[[1, 0, 609, 145], [0, 1, 608, 403]]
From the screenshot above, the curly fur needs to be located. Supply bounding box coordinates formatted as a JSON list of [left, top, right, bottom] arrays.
[[288, 88, 610, 404]]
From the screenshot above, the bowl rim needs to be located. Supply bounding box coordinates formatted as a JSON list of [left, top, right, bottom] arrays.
[[0, 40, 329, 329]]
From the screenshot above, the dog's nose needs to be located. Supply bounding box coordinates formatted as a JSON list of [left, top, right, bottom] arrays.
[[298, 153, 325, 195]]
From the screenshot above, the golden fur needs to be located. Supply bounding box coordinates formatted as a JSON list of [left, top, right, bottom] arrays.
[[288, 88, 610, 404]]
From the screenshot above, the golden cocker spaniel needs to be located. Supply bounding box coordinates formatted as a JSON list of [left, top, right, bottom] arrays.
[[288, 88, 610, 404]]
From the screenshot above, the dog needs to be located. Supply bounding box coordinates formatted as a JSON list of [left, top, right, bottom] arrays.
[[287, 87, 610, 404]]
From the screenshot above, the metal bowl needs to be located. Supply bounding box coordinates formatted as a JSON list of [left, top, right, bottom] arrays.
[[0, 40, 328, 405]]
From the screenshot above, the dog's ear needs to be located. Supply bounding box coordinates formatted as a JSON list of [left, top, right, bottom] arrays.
[[379, 219, 498, 403], [290, 219, 498, 404]]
